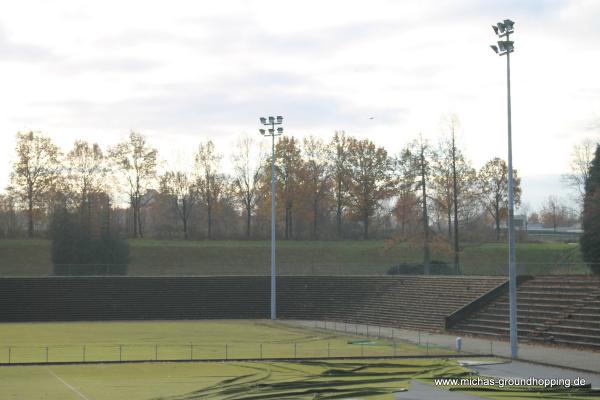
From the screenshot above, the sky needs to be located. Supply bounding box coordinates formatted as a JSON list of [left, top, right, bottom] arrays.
[[0, 0, 599, 210]]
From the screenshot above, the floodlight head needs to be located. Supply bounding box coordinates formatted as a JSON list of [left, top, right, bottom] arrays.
[[490, 45, 499, 54], [492, 25, 499, 35], [269, 128, 274, 135], [260, 117, 266, 124], [498, 40, 514, 53], [268, 116, 275, 123], [277, 127, 283, 134], [276, 115, 283, 123], [259, 128, 266, 135], [497, 22, 506, 34], [503, 19, 515, 32]]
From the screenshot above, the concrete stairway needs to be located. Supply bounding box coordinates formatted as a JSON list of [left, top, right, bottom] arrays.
[[449, 275, 600, 349]]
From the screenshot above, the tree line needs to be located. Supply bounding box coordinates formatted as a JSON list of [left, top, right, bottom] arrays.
[[1, 120, 533, 269]]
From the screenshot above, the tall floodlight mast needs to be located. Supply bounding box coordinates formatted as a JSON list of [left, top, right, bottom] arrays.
[[490, 19, 518, 359], [259, 115, 283, 320]]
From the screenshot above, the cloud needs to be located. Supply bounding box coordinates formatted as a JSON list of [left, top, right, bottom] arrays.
[[0, 25, 55, 62]]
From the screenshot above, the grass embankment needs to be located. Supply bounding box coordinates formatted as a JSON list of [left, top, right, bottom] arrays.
[[0, 239, 587, 276]]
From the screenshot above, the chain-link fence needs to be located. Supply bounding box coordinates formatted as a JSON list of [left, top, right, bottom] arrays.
[[0, 325, 459, 365]]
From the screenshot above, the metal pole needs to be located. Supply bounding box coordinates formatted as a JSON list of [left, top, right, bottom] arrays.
[[271, 130, 277, 320], [506, 40, 518, 359]]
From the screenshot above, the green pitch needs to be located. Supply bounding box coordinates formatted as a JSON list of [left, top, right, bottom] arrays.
[[1, 320, 597, 400], [0, 320, 450, 364]]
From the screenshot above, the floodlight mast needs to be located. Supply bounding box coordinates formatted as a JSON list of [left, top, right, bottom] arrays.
[[491, 19, 518, 359], [259, 115, 284, 320]]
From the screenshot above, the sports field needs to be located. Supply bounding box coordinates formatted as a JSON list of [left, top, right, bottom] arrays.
[[1, 320, 598, 400]]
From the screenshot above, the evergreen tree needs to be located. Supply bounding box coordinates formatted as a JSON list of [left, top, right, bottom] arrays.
[[580, 144, 600, 274]]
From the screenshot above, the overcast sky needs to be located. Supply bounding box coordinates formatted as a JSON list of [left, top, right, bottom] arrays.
[[1, 0, 599, 210]]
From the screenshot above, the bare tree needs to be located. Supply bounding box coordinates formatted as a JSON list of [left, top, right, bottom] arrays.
[[328, 131, 352, 239], [478, 157, 522, 240], [274, 136, 304, 240], [392, 147, 419, 235], [195, 140, 223, 239], [303, 136, 331, 239], [66, 141, 107, 212], [10, 131, 61, 238], [109, 131, 158, 238], [414, 136, 432, 274], [231, 135, 264, 238], [160, 170, 198, 239], [562, 138, 596, 210], [540, 196, 577, 231], [430, 115, 478, 273]]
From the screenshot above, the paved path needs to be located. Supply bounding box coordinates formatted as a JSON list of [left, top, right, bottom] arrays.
[[283, 320, 600, 373]]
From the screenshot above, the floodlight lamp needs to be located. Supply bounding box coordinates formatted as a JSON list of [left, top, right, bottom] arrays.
[[276, 116, 283, 123], [503, 19, 515, 32], [260, 117, 267, 124], [498, 40, 514, 53], [269, 128, 274, 134], [497, 22, 506, 33], [492, 25, 499, 35], [277, 127, 283, 134], [268, 116, 275, 123], [490, 45, 499, 54], [259, 128, 266, 135]]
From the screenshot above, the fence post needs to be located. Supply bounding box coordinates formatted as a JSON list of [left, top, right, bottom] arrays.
[[46, 347, 49, 363], [190, 343, 193, 360], [391, 328, 394, 340], [366, 324, 369, 337], [225, 344, 228, 360], [378, 326, 381, 338], [418, 331, 421, 345], [8, 347, 11, 364], [260, 343, 262, 359], [155, 344, 158, 361], [327, 342, 330, 358], [361, 344, 364, 357], [294, 343, 297, 359], [119, 345, 122, 362], [393, 341, 397, 357], [83, 345, 86, 362]]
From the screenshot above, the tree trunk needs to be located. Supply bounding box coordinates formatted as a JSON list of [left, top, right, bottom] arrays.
[[137, 203, 144, 238], [27, 196, 33, 238], [421, 150, 430, 275], [313, 197, 318, 240], [336, 203, 342, 239], [132, 195, 138, 238], [447, 209, 452, 241], [207, 204, 212, 239], [246, 204, 251, 238], [495, 202, 500, 240], [182, 200, 188, 240], [451, 131, 460, 274]]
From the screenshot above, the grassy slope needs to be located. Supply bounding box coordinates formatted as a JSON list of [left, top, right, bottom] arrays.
[[0, 239, 587, 276]]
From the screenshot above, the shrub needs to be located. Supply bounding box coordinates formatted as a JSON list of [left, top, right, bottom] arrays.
[[50, 206, 129, 276]]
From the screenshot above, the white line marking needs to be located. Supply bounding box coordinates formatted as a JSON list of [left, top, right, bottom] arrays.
[[46, 368, 91, 400]]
